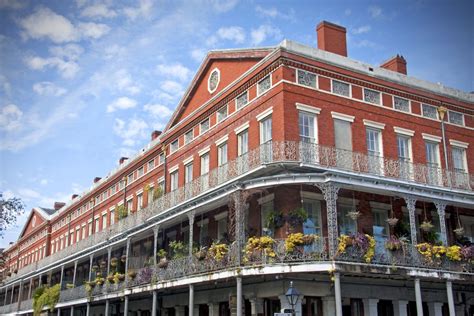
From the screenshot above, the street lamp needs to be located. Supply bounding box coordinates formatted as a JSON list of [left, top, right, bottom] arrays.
[[285, 281, 300, 315]]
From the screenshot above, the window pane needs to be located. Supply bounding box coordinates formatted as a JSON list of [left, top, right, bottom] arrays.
[[236, 92, 248, 110], [332, 80, 350, 97], [257, 76, 271, 95], [448, 111, 463, 125], [260, 117, 272, 144], [425, 142, 439, 166], [218, 143, 228, 166], [422, 104, 438, 119], [364, 89, 380, 104], [297, 70, 316, 88], [452, 148, 465, 171], [334, 119, 352, 151], [201, 154, 209, 175], [299, 112, 316, 143], [217, 105, 228, 122], [238, 130, 248, 155], [394, 97, 409, 112], [185, 130, 193, 144], [397, 136, 410, 161], [200, 119, 210, 133]]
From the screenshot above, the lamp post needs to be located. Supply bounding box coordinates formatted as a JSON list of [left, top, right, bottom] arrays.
[[437, 106, 450, 186], [285, 281, 300, 316]]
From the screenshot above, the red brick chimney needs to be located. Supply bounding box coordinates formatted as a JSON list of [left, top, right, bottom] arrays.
[[119, 157, 129, 165], [317, 21, 347, 57], [151, 130, 162, 141], [54, 202, 66, 210], [380, 55, 407, 75], [93, 177, 101, 183]]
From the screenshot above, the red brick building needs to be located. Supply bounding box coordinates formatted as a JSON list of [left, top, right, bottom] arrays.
[[1, 21, 473, 316]]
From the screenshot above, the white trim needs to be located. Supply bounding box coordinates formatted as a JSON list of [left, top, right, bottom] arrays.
[[422, 133, 442, 143], [296, 103, 321, 114], [126, 195, 133, 201], [207, 67, 220, 94], [449, 139, 469, 148], [183, 156, 194, 165], [447, 110, 465, 126], [258, 193, 274, 205], [256, 107, 273, 121], [215, 135, 229, 146], [256, 74, 272, 96], [363, 119, 385, 130], [157, 177, 165, 184], [394, 127, 415, 137], [168, 165, 179, 173], [214, 211, 228, 221], [117, 201, 124, 206], [101, 211, 107, 216], [109, 206, 115, 211], [94, 215, 100, 219], [198, 146, 211, 156], [234, 122, 249, 134], [331, 111, 355, 122], [136, 189, 144, 195]]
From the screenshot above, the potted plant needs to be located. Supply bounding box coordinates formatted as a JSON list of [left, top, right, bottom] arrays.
[[156, 249, 168, 268], [265, 210, 284, 230], [453, 226, 465, 238], [110, 257, 118, 267], [194, 246, 207, 261], [347, 210, 361, 221], [91, 264, 99, 272], [385, 235, 406, 251], [95, 276, 105, 286], [287, 208, 308, 228], [169, 240, 186, 260], [107, 274, 115, 284], [66, 283, 75, 289], [127, 270, 137, 280], [244, 236, 276, 262], [208, 242, 229, 261], [153, 187, 163, 200], [386, 217, 399, 227], [420, 220, 434, 232]]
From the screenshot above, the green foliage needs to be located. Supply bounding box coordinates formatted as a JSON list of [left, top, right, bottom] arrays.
[[156, 249, 167, 259], [169, 240, 186, 259], [287, 208, 308, 227], [0, 192, 25, 237], [394, 220, 410, 239], [265, 210, 284, 229], [153, 186, 163, 200], [117, 205, 128, 220], [32, 284, 60, 316], [424, 231, 441, 245]]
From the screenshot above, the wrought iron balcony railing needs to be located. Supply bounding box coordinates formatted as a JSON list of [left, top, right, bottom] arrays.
[[7, 141, 473, 282]]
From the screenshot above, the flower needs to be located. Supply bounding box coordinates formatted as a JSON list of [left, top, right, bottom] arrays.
[[244, 236, 276, 261], [445, 245, 461, 261], [208, 243, 228, 261]]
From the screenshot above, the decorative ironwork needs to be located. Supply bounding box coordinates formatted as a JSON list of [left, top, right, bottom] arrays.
[[314, 183, 340, 257], [402, 195, 418, 244], [297, 69, 316, 88], [434, 200, 448, 245]]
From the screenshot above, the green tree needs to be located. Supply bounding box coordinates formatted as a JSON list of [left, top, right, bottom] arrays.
[[0, 192, 25, 238]]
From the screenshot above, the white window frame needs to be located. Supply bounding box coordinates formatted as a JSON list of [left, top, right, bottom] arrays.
[[235, 91, 249, 110], [393, 96, 411, 113], [200, 152, 210, 175], [421, 104, 439, 120], [331, 79, 351, 97], [257, 75, 272, 96], [296, 69, 317, 88], [217, 104, 228, 123], [363, 88, 381, 105], [447, 110, 465, 126], [170, 139, 179, 154], [200, 118, 210, 134], [184, 129, 194, 145], [237, 129, 249, 156], [185, 162, 193, 183], [170, 170, 179, 191]]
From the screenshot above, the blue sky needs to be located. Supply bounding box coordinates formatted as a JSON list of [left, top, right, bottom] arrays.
[[0, 0, 472, 247]]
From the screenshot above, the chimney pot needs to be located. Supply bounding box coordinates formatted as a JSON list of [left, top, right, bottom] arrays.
[[119, 157, 129, 165], [54, 202, 66, 210], [380, 55, 407, 75], [93, 177, 101, 183], [316, 21, 347, 57], [151, 130, 162, 141], [71, 194, 79, 200]]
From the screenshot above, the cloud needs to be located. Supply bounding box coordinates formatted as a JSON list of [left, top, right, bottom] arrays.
[[18, 7, 110, 43], [33, 82, 67, 97], [0, 104, 23, 132], [156, 63, 192, 82], [113, 118, 149, 147], [216, 26, 246, 44], [40, 179, 48, 185], [114, 69, 141, 95], [255, 5, 295, 20], [352, 39, 378, 49], [17, 188, 41, 201], [123, 0, 153, 20], [344, 9, 352, 16], [368, 6, 382, 19], [161, 80, 184, 95], [250, 24, 282, 46], [0, 0, 27, 10], [352, 25, 371, 35], [191, 48, 206, 62], [143, 103, 173, 118], [80, 3, 117, 19], [107, 97, 138, 113], [49, 44, 84, 60], [210, 0, 238, 13]]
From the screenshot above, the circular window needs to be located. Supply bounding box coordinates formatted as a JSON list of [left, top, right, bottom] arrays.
[[208, 68, 220, 93]]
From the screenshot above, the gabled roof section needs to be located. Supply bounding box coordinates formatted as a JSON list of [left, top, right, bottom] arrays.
[[18, 207, 53, 239], [165, 47, 274, 133]]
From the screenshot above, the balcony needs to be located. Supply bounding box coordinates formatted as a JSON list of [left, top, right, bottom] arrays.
[[6, 141, 473, 283]]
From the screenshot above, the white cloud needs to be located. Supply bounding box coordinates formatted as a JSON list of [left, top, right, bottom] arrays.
[[255, 5, 295, 20], [210, 0, 238, 13], [353, 39, 378, 49], [217, 26, 246, 44], [17, 188, 41, 201], [0, 74, 12, 98], [0, 0, 27, 9], [49, 44, 84, 60], [123, 0, 153, 20], [0, 104, 23, 132], [368, 6, 382, 19], [143, 103, 173, 118], [352, 25, 371, 35], [25, 56, 80, 78], [33, 81, 67, 97], [107, 97, 138, 113], [40, 179, 48, 185], [113, 118, 149, 147], [156, 63, 192, 82], [18, 7, 110, 43], [250, 24, 282, 46], [161, 80, 184, 95], [81, 3, 117, 19], [114, 69, 141, 95], [191, 48, 206, 62]]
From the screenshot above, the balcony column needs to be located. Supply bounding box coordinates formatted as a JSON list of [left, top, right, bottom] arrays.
[[402, 195, 418, 244], [10, 284, 14, 304], [392, 300, 408, 316], [86, 302, 90, 316], [315, 183, 340, 257], [88, 254, 94, 282], [428, 302, 443, 316], [189, 284, 194, 316], [27, 278, 33, 300], [153, 225, 160, 265], [70, 305, 74, 316], [322, 297, 336, 316], [16, 280, 23, 312], [362, 299, 379, 316], [105, 299, 110, 316], [175, 306, 185, 316], [249, 298, 263, 316], [208, 303, 219, 316], [414, 278, 423, 316], [434, 200, 448, 245], [4, 286, 8, 305], [188, 211, 195, 257], [72, 260, 78, 287], [57, 307, 60, 316], [446, 281, 455, 316], [38, 274, 42, 287], [125, 237, 131, 282], [59, 265, 65, 290], [334, 272, 343, 316], [230, 190, 249, 265], [236, 277, 243, 316], [152, 290, 158, 316], [106, 246, 112, 276], [124, 295, 129, 316]]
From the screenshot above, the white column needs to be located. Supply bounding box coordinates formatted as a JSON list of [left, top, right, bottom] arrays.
[[86, 302, 90, 316], [208, 303, 220, 316], [125, 238, 131, 279], [393, 300, 408, 316], [428, 302, 443, 316], [322, 297, 336, 316], [124, 295, 129, 316], [188, 212, 195, 257], [153, 225, 160, 265], [105, 299, 110, 316], [446, 281, 455, 316], [152, 290, 157, 316], [334, 273, 343, 316], [175, 306, 185, 316], [363, 299, 379, 316], [57, 307, 60, 316], [59, 265, 65, 290], [250, 298, 263, 316], [189, 284, 194, 316], [88, 254, 94, 282], [106, 247, 112, 276], [70, 305, 74, 316], [236, 277, 242, 316], [414, 278, 423, 316], [72, 260, 78, 287]]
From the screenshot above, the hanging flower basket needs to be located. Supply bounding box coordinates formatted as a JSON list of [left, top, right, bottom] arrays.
[[420, 221, 434, 232], [194, 249, 207, 261], [127, 270, 137, 279], [386, 217, 399, 227], [453, 227, 465, 237], [91, 265, 99, 272], [347, 210, 361, 221], [121, 255, 127, 263], [107, 275, 115, 284], [110, 257, 118, 267]]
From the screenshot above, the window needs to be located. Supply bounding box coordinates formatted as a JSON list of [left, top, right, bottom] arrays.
[[185, 130, 194, 144], [127, 173, 134, 184], [216, 213, 228, 241], [200, 153, 210, 175], [448, 111, 464, 126], [366, 129, 382, 157], [82, 225, 86, 239], [102, 213, 107, 229], [137, 166, 144, 177], [147, 159, 155, 171], [88, 222, 92, 236], [261, 199, 274, 236], [334, 119, 352, 151], [127, 199, 133, 214], [170, 171, 179, 191], [364, 88, 381, 104], [338, 204, 357, 235], [236, 92, 248, 110], [257, 75, 271, 95], [170, 139, 179, 153], [422, 104, 438, 119], [185, 163, 193, 183], [217, 105, 228, 122], [200, 118, 210, 134], [137, 193, 143, 210], [95, 218, 100, 232], [332, 80, 350, 97], [218, 143, 228, 166], [299, 111, 316, 143], [425, 142, 440, 167], [297, 69, 316, 88], [237, 130, 248, 156], [397, 135, 411, 162], [110, 209, 115, 225], [199, 220, 209, 244], [452, 147, 466, 172], [394, 96, 410, 112], [159, 153, 165, 165], [372, 208, 389, 239], [260, 116, 272, 144], [301, 199, 322, 235]]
